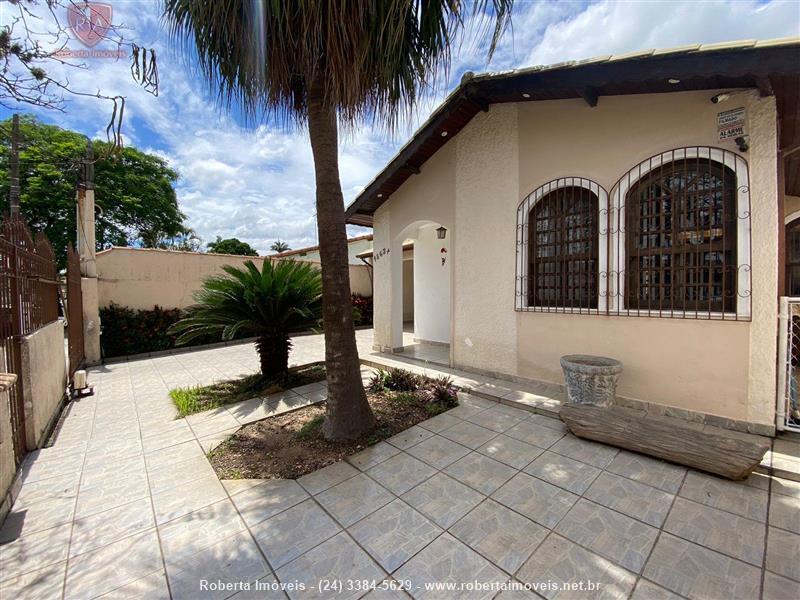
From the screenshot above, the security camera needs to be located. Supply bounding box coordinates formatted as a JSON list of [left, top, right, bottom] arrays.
[[711, 93, 731, 104], [734, 136, 749, 153]]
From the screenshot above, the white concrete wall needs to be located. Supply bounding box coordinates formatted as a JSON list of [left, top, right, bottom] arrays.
[[97, 247, 373, 310], [21, 320, 67, 449], [412, 225, 451, 344]]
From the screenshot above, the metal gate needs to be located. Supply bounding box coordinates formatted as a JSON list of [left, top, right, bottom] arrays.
[[66, 243, 85, 379], [0, 215, 59, 463], [778, 297, 800, 432]]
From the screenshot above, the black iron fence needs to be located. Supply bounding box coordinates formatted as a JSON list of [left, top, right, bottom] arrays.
[[0, 214, 59, 464]]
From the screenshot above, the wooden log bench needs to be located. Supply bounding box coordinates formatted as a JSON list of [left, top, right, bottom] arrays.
[[560, 403, 771, 480]]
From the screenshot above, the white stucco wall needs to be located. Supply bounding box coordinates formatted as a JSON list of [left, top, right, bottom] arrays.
[[745, 95, 779, 425], [454, 104, 520, 374], [511, 90, 777, 426], [371, 89, 780, 426], [372, 143, 456, 351], [372, 206, 394, 350], [412, 225, 451, 344]]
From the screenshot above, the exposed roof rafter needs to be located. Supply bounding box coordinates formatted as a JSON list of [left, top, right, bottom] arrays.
[[581, 86, 599, 107]]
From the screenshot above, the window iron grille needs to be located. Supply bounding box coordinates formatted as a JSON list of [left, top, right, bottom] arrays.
[[515, 148, 751, 320]]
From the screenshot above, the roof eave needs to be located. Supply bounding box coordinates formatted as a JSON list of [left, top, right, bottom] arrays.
[[345, 39, 800, 226]]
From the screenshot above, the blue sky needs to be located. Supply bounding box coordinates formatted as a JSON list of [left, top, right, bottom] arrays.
[[1, 0, 798, 254]]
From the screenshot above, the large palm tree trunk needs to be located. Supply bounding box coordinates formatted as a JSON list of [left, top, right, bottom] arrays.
[[307, 82, 376, 440]]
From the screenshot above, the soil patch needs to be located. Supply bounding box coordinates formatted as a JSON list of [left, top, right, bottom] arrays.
[[208, 389, 451, 480]]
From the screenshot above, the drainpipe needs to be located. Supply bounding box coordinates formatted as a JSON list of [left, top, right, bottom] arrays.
[[776, 296, 789, 431], [359, 255, 373, 290]]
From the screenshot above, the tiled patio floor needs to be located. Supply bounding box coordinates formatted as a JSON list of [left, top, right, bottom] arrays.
[[1, 330, 799, 599]]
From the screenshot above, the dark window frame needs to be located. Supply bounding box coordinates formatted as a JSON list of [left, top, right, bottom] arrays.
[[624, 158, 738, 313], [527, 186, 600, 309]]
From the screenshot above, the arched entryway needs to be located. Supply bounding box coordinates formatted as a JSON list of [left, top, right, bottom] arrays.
[[394, 220, 451, 365]]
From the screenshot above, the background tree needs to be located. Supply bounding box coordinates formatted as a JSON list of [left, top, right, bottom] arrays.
[[0, 115, 186, 266], [164, 0, 512, 440], [207, 236, 258, 256], [157, 228, 203, 252], [1, 0, 159, 148], [270, 240, 291, 253]]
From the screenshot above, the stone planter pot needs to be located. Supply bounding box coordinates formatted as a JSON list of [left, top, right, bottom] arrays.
[[560, 355, 623, 407]]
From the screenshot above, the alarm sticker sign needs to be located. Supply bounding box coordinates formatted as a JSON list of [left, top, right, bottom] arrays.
[[717, 107, 746, 141]]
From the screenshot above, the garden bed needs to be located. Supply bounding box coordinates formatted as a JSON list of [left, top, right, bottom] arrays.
[[207, 369, 458, 480], [169, 363, 327, 417]]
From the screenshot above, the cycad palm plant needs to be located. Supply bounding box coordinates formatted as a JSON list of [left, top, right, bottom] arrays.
[[169, 259, 322, 380], [164, 0, 513, 439]]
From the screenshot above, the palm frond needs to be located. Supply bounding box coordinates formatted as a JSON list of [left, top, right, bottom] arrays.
[[163, 0, 513, 128], [168, 259, 323, 346]]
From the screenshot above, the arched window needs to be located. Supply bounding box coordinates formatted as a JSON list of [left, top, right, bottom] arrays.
[[526, 185, 599, 309], [624, 158, 737, 312]]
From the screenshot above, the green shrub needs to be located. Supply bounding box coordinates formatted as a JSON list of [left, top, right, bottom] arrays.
[[99, 298, 262, 359], [368, 369, 391, 392], [394, 391, 419, 404], [425, 402, 448, 416], [100, 304, 184, 358], [420, 375, 458, 408], [352, 294, 373, 325], [384, 367, 422, 392]]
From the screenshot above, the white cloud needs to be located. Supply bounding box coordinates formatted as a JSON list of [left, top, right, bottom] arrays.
[[3, 0, 798, 254], [525, 0, 799, 66]]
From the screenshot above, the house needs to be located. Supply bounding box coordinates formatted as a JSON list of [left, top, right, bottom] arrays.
[[270, 234, 374, 265], [345, 38, 800, 436]]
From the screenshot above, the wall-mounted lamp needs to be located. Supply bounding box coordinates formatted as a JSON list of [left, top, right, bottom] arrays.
[[436, 226, 447, 240]]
